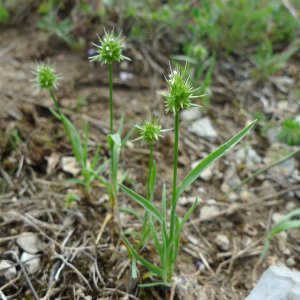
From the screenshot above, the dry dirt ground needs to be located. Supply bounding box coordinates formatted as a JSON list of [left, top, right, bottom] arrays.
[[0, 23, 300, 300]]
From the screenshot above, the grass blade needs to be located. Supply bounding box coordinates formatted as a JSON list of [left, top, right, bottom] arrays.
[[122, 234, 163, 277], [180, 198, 199, 230], [176, 120, 256, 201], [120, 184, 162, 223]]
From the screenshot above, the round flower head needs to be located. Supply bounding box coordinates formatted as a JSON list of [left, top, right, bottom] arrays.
[[89, 29, 129, 64], [134, 119, 169, 144], [161, 66, 200, 114], [35, 63, 59, 90]]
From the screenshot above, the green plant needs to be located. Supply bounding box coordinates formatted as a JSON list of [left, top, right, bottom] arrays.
[[89, 29, 130, 213], [253, 39, 299, 80], [261, 208, 300, 259], [34, 63, 107, 194], [278, 117, 300, 146], [120, 67, 256, 286], [0, 1, 9, 24]]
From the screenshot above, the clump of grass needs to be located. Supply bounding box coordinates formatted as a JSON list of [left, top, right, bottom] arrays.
[[120, 66, 256, 286], [261, 209, 300, 259], [89, 29, 130, 213], [278, 117, 300, 146], [34, 63, 106, 194]]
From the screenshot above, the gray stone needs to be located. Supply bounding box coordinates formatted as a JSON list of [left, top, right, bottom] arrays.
[[20, 252, 41, 274], [0, 260, 17, 280], [246, 266, 300, 300], [236, 147, 261, 170], [61, 156, 80, 176], [181, 107, 202, 121], [16, 232, 44, 254], [215, 234, 230, 251], [200, 205, 220, 221], [189, 117, 217, 141]]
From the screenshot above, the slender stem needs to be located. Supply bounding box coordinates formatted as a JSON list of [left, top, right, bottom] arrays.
[[147, 142, 154, 201], [108, 63, 116, 211], [171, 111, 179, 206], [230, 148, 300, 192], [109, 63, 113, 134], [168, 110, 180, 268], [49, 88, 61, 115], [139, 142, 154, 248]]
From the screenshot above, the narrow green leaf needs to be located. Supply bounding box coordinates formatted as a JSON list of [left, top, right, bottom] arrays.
[[176, 120, 256, 201], [272, 208, 300, 227], [172, 216, 181, 264], [120, 184, 162, 223], [83, 122, 89, 167], [180, 198, 199, 230], [60, 114, 85, 168], [149, 160, 156, 199], [139, 282, 171, 288], [132, 257, 138, 279], [268, 220, 300, 240], [122, 234, 163, 277]]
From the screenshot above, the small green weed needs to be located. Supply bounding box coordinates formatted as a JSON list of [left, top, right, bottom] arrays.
[[34, 63, 107, 194], [261, 209, 300, 259], [0, 1, 9, 24], [120, 67, 256, 286], [89, 29, 130, 213], [278, 117, 300, 146]]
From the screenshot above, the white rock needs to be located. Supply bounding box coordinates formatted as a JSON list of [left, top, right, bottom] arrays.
[[240, 190, 252, 202], [236, 147, 261, 170], [20, 252, 41, 274], [16, 232, 44, 254], [286, 257, 296, 267], [215, 234, 230, 251], [200, 205, 220, 221], [0, 260, 17, 280], [272, 213, 284, 224], [228, 192, 238, 202], [181, 107, 202, 121], [61, 156, 80, 176], [286, 202, 296, 211], [189, 117, 217, 141], [246, 266, 300, 300]]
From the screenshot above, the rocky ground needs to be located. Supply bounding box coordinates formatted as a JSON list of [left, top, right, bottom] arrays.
[[0, 20, 300, 300]]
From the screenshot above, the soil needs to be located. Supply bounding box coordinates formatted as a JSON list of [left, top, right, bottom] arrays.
[[1, 22, 300, 300]]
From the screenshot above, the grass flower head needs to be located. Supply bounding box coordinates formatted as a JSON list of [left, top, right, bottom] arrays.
[[35, 63, 59, 90], [135, 119, 169, 144], [162, 67, 199, 114], [89, 29, 129, 64]]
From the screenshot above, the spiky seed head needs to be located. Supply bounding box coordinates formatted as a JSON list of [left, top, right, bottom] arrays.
[[136, 119, 164, 143], [89, 29, 130, 64], [161, 67, 197, 114], [35, 63, 59, 90]]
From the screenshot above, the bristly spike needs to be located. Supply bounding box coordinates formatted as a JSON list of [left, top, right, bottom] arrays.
[[159, 65, 204, 114], [89, 29, 130, 65]]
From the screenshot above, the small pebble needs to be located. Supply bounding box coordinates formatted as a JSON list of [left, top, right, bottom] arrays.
[[61, 156, 80, 176], [0, 260, 17, 280], [215, 234, 230, 251], [286, 257, 296, 267], [16, 232, 44, 254], [240, 190, 252, 202], [286, 202, 296, 211], [228, 192, 238, 202], [20, 252, 41, 274], [200, 205, 220, 221], [272, 213, 284, 224]]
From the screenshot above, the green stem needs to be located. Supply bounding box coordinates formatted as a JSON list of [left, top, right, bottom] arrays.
[[230, 148, 300, 192], [109, 63, 113, 134], [108, 63, 116, 211], [139, 142, 154, 247], [169, 110, 180, 257], [147, 142, 154, 200], [171, 111, 179, 206], [49, 88, 61, 115]]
